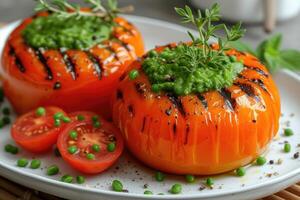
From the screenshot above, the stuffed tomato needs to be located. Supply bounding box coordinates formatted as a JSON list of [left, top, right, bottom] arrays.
[[1, 4, 144, 119]]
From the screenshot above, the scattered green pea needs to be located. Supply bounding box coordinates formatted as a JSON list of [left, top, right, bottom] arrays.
[[69, 130, 78, 139], [77, 115, 85, 121], [170, 183, 182, 194], [91, 115, 99, 122], [53, 112, 64, 120], [4, 144, 18, 154], [47, 165, 59, 176], [256, 156, 266, 166], [62, 116, 71, 123], [93, 121, 101, 128], [206, 177, 214, 186], [2, 107, 10, 115], [185, 174, 195, 183], [129, 69, 139, 80], [30, 159, 41, 169], [284, 143, 291, 153], [92, 144, 100, 152], [112, 180, 123, 192], [86, 153, 95, 160], [54, 119, 61, 127], [2, 116, 10, 125], [284, 128, 294, 136], [61, 175, 73, 183], [236, 167, 246, 177], [36, 107, 46, 116], [17, 158, 28, 167], [107, 143, 116, 152], [151, 84, 160, 93], [76, 176, 85, 184], [68, 146, 77, 154], [155, 171, 165, 182], [144, 190, 153, 195]]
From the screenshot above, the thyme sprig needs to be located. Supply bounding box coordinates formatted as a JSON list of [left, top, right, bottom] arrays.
[[175, 4, 245, 63], [35, 0, 133, 21]]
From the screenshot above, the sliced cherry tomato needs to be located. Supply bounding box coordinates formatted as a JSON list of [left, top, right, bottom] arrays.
[[57, 118, 124, 174], [11, 106, 67, 153]]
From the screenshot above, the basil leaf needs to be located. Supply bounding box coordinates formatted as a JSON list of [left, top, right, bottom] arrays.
[[256, 40, 268, 61], [278, 50, 300, 70], [227, 41, 256, 56], [265, 34, 282, 52], [264, 52, 280, 73]]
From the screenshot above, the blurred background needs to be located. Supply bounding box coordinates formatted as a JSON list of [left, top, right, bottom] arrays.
[[0, 0, 299, 49]]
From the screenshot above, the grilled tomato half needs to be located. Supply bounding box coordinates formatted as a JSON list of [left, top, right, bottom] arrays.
[[112, 43, 281, 175], [1, 11, 144, 119]]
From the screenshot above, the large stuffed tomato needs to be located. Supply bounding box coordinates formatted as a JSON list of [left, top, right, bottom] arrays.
[[1, 13, 144, 119], [112, 44, 281, 175]]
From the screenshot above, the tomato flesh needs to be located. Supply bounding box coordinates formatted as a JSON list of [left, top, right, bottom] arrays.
[[11, 107, 67, 153], [57, 117, 124, 174]]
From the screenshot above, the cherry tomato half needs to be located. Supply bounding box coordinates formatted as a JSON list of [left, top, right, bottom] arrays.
[[11, 106, 67, 153], [57, 117, 124, 174]]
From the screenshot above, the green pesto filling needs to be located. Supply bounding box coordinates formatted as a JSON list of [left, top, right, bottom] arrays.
[[22, 14, 113, 50], [142, 44, 244, 96]]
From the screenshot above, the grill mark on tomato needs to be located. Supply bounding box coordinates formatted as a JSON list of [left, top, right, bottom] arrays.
[[128, 105, 134, 117], [245, 66, 269, 78], [238, 74, 269, 94], [60, 49, 77, 80], [105, 45, 119, 61], [8, 44, 25, 73], [173, 123, 177, 134], [115, 39, 132, 52], [116, 89, 123, 100], [134, 82, 147, 96], [85, 51, 102, 79], [197, 94, 208, 109], [218, 88, 236, 111], [165, 107, 172, 116], [184, 125, 190, 145], [53, 81, 61, 90], [234, 82, 261, 102], [166, 94, 186, 116], [141, 117, 146, 133], [35, 48, 53, 80]]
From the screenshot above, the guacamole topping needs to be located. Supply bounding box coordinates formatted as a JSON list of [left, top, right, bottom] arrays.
[[22, 14, 113, 50], [142, 44, 244, 96]]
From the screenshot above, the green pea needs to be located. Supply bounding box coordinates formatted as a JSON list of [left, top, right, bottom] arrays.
[[284, 143, 291, 153], [2, 116, 10, 125], [185, 174, 195, 183], [17, 158, 28, 167], [256, 156, 266, 166], [68, 146, 77, 154], [0, 120, 4, 128], [93, 121, 101, 128], [129, 69, 139, 80], [112, 180, 123, 192], [77, 115, 85, 121], [91, 115, 99, 122], [4, 144, 18, 154], [107, 143, 116, 152], [47, 165, 59, 176], [284, 128, 293, 136], [86, 153, 95, 160], [62, 116, 71, 123], [76, 176, 85, 184], [30, 159, 41, 169], [170, 183, 182, 194], [61, 175, 73, 183], [236, 167, 246, 177], [206, 177, 214, 186], [69, 130, 78, 139], [36, 107, 46, 116], [2, 107, 10, 115], [53, 112, 64, 120], [151, 84, 160, 93], [144, 190, 153, 195], [155, 171, 165, 182], [54, 119, 61, 127], [92, 144, 100, 152]]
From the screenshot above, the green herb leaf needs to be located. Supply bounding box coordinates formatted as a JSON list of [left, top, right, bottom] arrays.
[[278, 50, 300, 70]]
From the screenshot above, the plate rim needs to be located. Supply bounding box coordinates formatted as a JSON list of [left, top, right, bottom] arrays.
[[0, 14, 300, 199]]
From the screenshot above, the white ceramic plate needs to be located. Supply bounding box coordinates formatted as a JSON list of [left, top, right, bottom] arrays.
[[0, 15, 300, 200]]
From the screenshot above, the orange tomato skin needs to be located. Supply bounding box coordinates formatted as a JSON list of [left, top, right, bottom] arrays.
[[112, 45, 281, 175], [1, 13, 144, 119]]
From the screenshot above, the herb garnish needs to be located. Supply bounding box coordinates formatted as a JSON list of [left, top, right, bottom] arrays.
[[142, 4, 245, 96]]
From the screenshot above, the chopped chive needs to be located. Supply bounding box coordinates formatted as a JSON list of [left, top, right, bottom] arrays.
[[170, 183, 182, 194], [107, 142, 116, 152], [68, 146, 77, 154], [62, 116, 71, 123], [61, 175, 73, 183], [92, 144, 100, 152], [256, 156, 266, 166], [236, 167, 246, 177], [47, 165, 59, 176], [53, 112, 64, 120], [17, 158, 28, 167], [76, 176, 85, 184], [86, 153, 95, 160], [36, 107, 46, 116], [112, 180, 123, 192], [185, 174, 195, 183], [284, 143, 291, 153], [155, 171, 165, 182], [54, 119, 61, 127], [4, 144, 18, 154], [69, 130, 78, 139], [30, 159, 41, 169], [129, 69, 139, 80], [284, 128, 293, 136]]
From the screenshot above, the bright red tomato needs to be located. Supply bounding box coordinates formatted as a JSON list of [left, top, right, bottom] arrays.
[[11, 106, 67, 153], [57, 116, 124, 174]]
